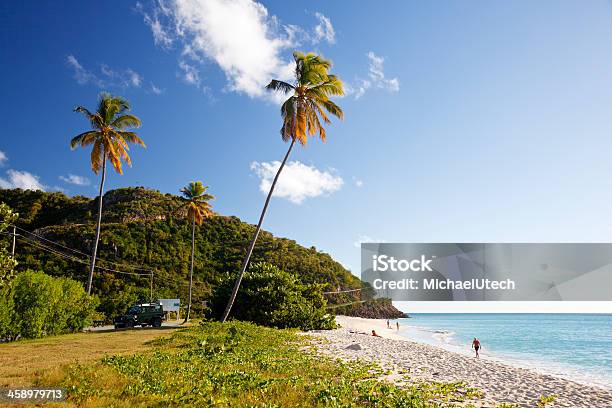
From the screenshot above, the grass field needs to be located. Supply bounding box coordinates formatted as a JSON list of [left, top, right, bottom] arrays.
[[0, 322, 488, 407], [0, 327, 180, 389]]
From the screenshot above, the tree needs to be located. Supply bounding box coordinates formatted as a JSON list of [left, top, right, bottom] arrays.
[[221, 52, 344, 322], [177, 181, 214, 323], [70, 93, 145, 294], [0, 203, 18, 288], [212, 263, 335, 330]]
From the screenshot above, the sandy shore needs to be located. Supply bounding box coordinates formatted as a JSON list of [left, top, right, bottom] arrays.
[[308, 316, 612, 407]]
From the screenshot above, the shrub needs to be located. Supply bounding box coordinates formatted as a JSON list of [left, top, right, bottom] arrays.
[[0, 270, 98, 340], [210, 262, 335, 330], [0, 288, 15, 340], [0, 202, 18, 288]]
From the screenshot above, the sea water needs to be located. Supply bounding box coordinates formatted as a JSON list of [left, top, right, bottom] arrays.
[[395, 314, 612, 389]]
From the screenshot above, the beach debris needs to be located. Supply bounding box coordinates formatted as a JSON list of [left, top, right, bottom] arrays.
[[345, 343, 362, 351]]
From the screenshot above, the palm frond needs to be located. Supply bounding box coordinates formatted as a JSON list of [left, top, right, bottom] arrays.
[[105, 140, 123, 174], [117, 131, 146, 147], [280, 97, 296, 142], [70, 131, 100, 149], [295, 100, 308, 145], [309, 100, 330, 124], [113, 140, 132, 167], [90, 140, 103, 174], [265, 80, 295, 94], [74, 106, 104, 129], [111, 114, 142, 130], [320, 99, 344, 120], [307, 75, 344, 96]]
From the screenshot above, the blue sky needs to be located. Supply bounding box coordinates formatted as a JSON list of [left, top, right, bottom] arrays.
[[3, 0, 612, 275]]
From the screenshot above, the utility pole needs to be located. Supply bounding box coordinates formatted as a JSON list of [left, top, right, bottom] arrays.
[[11, 226, 16, 257], [150, 271, 153, 302]]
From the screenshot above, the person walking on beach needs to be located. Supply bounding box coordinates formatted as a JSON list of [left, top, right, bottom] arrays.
[[396, 322, 400, 331], [387, 320, 390, 329], [472, 338, 481, 358]]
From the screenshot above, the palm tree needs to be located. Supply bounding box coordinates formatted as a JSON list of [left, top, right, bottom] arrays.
[[70, 93, 145, 295], [178, 181, 214, 323], [221, 51, 344, 322]]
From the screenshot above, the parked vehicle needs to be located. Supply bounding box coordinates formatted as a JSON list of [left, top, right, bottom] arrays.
[[113, 302, 164, 329]]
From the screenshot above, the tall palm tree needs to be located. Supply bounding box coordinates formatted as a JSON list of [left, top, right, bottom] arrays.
[[70, 93, 145, 295], [178, 181, 214, 323], [221, 52, 344, 322]]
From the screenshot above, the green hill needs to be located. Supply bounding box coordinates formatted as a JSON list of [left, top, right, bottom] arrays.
[[0, 187, 366, 319]]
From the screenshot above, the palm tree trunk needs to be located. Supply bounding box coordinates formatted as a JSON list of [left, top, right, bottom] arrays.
[[87, 157, 106, 295], [183, 217, 196, 324], [221, 138, 296, 322]]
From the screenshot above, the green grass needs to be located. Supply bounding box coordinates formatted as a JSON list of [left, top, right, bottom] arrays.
[[0, 327, 176, 388], [41, 321, 485, 407]]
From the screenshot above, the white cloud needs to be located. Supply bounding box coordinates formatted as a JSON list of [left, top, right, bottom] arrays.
[[353, 235, 386, 248], [150, 83, 164, 94], [351, 51, 400, 99], [0, 150, 7, 166], [0, 170, 46, 191], [250, 160, 343, 204], [178, 60, 201, 87], [137, 1, 174, 48], [313, 12, 335, 44], [66, 55, 144, 89], [139, 1, 336, 100], [67, 55, 104, 87], [354, 178, 364, 187], [59, 174, 90, 186]]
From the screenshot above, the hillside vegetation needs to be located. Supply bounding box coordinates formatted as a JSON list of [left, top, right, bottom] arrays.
[[0, 187, 366, 319]]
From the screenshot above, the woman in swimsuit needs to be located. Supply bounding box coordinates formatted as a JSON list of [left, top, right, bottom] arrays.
[[472, 337, 481, 358]]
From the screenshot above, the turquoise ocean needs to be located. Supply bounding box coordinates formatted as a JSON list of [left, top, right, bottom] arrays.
[[395, 314, 612, 388]]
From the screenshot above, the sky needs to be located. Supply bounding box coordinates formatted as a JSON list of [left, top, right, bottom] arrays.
[[3, 0, 612, 292]]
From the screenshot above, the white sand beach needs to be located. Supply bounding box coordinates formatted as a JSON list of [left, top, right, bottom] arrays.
[[308, 316, 612, 407]]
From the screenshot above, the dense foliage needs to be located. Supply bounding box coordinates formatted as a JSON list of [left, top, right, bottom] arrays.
[[210, 262, 335, 330], [0, 203, 18, 288], [0, 187, 363, 320], [56, 321, 483, 407], [0, 270, 98, 340]]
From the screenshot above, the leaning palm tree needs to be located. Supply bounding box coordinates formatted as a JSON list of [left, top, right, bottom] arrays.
[[221, 51, 344, 322], [70, 93, 145, 295], [178, 181, 214, 323]]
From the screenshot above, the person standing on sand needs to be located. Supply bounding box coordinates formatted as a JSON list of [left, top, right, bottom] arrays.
[[472, 338, 481, 358], [396, 322, 400, 331], [387, 320, 390, 329]]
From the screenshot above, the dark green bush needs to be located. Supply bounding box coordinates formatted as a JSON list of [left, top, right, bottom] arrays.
[[211, 262, 335, 330], [0, 270, 98, 340]]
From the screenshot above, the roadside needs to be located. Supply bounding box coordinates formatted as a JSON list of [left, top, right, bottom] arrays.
[[85, 321, 183, 333]]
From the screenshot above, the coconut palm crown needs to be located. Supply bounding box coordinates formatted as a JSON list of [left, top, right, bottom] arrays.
[[179, 181, 215, 224], [266, 51, 344, 145], [71, 93, 145, 174]]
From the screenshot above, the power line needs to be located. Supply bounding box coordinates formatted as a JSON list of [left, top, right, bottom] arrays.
[[13, 225, 88, 257], [12, 224, 153, 272], [323, 288, 362, 294], [15, 234, 151, 277]]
